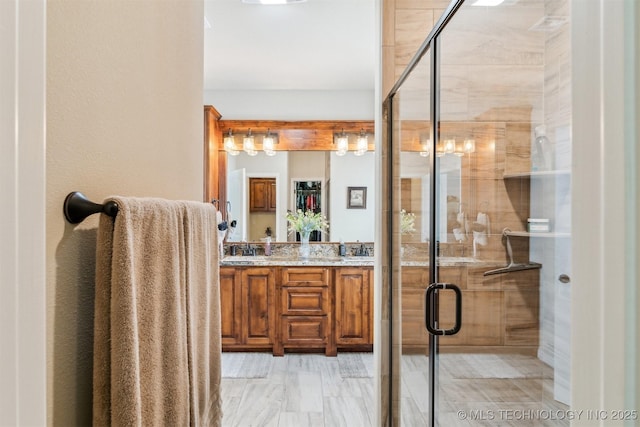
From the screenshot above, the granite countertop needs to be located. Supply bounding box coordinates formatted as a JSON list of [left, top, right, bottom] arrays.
[[220, 255, 375, 267], [220, 255, 503, 268]]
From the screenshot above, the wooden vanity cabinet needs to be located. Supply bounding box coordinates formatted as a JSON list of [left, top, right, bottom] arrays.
[[249, 178, 276, 212], [334, 267, 373, 350], [221, 264, 374, 355], [219, 266, 276, 350]]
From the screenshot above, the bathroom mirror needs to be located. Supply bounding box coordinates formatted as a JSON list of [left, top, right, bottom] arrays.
[[225, 150, 376, 243]]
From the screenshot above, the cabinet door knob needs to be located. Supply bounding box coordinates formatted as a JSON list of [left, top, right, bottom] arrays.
[[558, 274, 571, 283]]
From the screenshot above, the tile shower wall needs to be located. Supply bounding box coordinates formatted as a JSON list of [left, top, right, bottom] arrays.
[[529, 0, 572, 404]]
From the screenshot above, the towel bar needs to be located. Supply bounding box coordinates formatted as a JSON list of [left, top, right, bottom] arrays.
[[63, 191, 119, 224]]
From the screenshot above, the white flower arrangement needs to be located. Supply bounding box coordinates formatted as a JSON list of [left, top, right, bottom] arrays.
[[400, 209, 416, 234], [286, 209, 329, 236]]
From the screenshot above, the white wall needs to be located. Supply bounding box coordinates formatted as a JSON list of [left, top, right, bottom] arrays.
[[46, 1, 204, 424], [329, 152, 376, 242], [0, 0, 47, 424], [571, 0, 639, 416], [203, 89, 374, 120]]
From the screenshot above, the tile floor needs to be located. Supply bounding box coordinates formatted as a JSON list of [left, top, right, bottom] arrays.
[[221, 353, 375, 427], [220, 352, 569, 427], [401, 354, 569, 426]]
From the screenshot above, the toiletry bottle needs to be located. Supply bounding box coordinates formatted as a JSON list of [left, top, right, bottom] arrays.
[[339, 239, 346, 257], [265, 237, 271, 256], [533, 125, 554, 171]]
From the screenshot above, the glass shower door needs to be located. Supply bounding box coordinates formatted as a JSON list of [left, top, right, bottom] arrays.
[[388, 0, 572, 425], [434, 0, 572, 425]]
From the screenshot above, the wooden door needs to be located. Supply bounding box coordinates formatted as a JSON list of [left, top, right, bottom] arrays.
[[241, 267, 275, 345], [219, 267, 242, 345], [335, 267, 372, 346], [269, 179, 277, 210], [249, 178, 276, 212]]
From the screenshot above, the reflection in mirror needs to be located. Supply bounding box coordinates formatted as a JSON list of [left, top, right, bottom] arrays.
[[248, 177, 277, 241], [225, 150, 375, 243], [400, 145, 470, 244]]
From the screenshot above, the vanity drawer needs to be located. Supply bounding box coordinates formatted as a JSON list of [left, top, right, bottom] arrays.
[[281, 286, 328, 315], [281, 267, 330, 287], [280, 316, 328, 346]]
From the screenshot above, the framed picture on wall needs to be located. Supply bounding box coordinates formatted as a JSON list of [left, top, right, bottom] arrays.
[[347, 187, 367, 209]]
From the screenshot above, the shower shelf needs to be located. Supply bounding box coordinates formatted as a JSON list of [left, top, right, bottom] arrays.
[[503, 169, 570, 179]]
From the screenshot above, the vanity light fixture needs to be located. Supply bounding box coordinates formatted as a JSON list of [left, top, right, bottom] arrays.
[[243, 129, 258, 156], [354, 129, 368, 156], [436, 141, 445, 157], [223, 129, 240, 156], [335, 130, 348, 156], [263, 129, 277, 156]]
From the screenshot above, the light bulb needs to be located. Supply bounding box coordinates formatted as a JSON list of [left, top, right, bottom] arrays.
[[263, 130, 276, 156], [243, 129, 256, 155], [336, 132, 348, 156], [463, 139, 476, 153], [444, 139, 455, 154], [223, 130, 239, 156], [355, 130, 368, 156]]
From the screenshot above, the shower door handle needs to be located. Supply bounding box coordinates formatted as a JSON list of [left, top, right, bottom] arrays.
[[425, 283, 462, 336]]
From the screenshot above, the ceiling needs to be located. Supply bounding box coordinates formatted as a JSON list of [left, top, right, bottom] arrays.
[[203, 0, 376, 92]]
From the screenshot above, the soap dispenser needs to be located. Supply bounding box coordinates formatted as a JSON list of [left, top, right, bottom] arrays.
[[265, 236, 272, 256], [264, 227, 272, 256], [339, 239, 346, 257]]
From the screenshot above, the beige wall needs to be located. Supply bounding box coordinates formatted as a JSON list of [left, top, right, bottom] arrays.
[[46, 1, 203, 424], [382, 0, 450, 97]]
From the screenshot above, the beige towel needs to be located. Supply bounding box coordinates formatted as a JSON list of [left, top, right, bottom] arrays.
[[93, 197, 221, 426]]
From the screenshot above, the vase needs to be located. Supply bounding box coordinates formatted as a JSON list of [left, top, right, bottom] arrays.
[[299, 232, 311, 260]]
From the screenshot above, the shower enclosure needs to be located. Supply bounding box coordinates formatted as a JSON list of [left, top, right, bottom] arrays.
[[384, 0, 572, 425]]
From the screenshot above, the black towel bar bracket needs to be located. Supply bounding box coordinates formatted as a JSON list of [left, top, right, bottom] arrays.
[[63, 191, 119, 224]]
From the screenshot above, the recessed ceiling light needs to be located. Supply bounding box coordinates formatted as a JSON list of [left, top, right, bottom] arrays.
[[242, 0, 307, 4]]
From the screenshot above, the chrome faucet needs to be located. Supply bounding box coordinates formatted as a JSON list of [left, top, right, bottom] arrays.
[[353, 244, 370, 257], [241, 241, 256, 256]]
